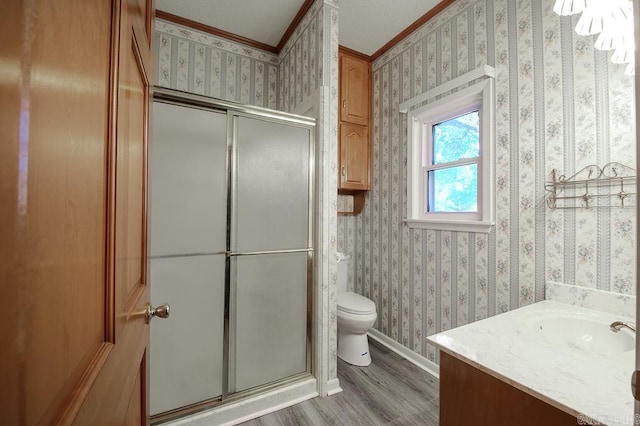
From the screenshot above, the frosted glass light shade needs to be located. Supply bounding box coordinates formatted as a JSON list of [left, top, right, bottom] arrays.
[[611, 46, 634, 64], [575, 6, 606, 35], [625, 62, 635, 75], [594, 30, 618, 51], [594, 19, 628, 51], [595, 20, 635, 54], [593, 0, 634, 49], [553, 0, 586, 16], [576, 0, 633, 35], [595, 23, 630, 50], [555, 0, 635, 75]]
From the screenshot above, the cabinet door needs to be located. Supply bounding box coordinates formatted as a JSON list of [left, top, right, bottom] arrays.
[[340, 54, 369, 126], [339, 123, 370, 190]]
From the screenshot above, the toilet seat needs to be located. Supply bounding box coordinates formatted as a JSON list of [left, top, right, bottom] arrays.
[[338, 292, 376, 315]]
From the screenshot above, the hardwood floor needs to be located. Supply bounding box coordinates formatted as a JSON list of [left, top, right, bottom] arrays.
[[239, 339, 440, 425]]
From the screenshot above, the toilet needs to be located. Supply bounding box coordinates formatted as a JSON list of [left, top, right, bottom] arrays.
[[336, 252, 377, 366]]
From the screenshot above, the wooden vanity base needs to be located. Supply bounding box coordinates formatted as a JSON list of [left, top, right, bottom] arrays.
[[440, 352, 576, 425]]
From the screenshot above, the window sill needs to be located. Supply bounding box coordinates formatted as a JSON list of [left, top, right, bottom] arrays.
[[405, 218, 494, 233]]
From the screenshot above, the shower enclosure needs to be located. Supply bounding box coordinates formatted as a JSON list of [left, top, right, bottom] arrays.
[[148, 88, 315, 419]]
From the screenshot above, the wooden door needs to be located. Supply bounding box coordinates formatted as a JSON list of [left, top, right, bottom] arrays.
[[1, 0, 154, 424], [339, 123, 370, 190], [339, 54, 370, 126]]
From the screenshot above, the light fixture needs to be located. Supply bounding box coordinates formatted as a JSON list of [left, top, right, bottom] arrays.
[[595, 26, 623, 51], [625, 62, 635, 76], [575, 2, 608, 35], [611, 46, 634, 64], [594, 4, 633, 50], [553, 0, 586, 16], [553, 0, 635, 75]]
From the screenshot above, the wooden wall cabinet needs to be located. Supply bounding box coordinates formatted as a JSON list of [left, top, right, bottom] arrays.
[[340, 54, 370, 126], [338, 47, 371, 215], [339, 122, 369, 190]]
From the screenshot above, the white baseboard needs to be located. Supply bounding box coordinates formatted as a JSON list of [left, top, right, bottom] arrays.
[[325, 378, 342, 396], [164, 378, 318, 426], [368, 329, 440, 379]]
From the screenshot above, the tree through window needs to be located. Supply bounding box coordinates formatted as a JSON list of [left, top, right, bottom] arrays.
[[427, 110, 480, 213]]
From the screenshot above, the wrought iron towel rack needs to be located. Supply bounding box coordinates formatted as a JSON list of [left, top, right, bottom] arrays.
[[545, 162, 636, 209]]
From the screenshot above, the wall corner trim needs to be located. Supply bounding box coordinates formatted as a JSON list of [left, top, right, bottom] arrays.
[[399, 65, 495, 113]]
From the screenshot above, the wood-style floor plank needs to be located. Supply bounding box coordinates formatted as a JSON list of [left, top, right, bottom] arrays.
[[239, 339, 439, 425]]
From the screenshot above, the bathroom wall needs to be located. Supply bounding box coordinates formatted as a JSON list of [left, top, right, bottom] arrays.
[[278, 1, 326, 113], [276, 0, 341, 388], [337, 0, 636, 364], [155, 19, 279, 108], [152, 0, 341, 391]]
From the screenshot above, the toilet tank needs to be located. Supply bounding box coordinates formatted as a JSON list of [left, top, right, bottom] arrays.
[[336, 252, 350, 293]]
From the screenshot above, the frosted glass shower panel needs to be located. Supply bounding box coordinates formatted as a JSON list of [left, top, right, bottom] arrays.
[[232, 252, 308, 392], [150, 102, 227, 256], [149, 255, 225, 415], [149, 101, 227, 414], [235, 117, 310, 252]]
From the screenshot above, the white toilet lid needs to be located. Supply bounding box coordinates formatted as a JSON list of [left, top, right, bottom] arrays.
[[338, 292, 376, 315]]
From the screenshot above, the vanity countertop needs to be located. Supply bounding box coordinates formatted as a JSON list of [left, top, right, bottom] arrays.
[[427, 300, 636, 426]]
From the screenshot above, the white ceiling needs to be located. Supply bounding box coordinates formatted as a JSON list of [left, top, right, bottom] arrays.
[[156, 0, 443, 56], [156, 0, 306, 47], [339, 0, 442, 55]]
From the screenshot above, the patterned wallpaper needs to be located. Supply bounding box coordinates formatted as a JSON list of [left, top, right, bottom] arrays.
[[153, 0, 341, 389], [277, 0, 341, 387], [155, 20, 279, 108], [337, 0, 636, 364], [278, 0, 325, 113]]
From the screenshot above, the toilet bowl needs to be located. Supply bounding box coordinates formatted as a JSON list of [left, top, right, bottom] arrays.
[[336, 252, 377, 366]]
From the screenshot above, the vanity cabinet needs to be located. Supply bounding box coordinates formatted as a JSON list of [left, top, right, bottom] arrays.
[[338, 47, 370, 213], [439, 352, 576, 425]]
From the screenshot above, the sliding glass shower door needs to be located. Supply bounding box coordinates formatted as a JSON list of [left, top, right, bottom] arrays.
[[229, 117, 311, 393], [149, 103, 227, 415], [149, 96, 314, 418]]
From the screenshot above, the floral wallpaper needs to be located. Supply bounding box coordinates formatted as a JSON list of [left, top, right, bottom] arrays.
[[154, 20, 279, 108], [277, 0, 341, 389], [153, 0, 340, 390], [278, 0, 325, 113], [337, 0, 636, 365]]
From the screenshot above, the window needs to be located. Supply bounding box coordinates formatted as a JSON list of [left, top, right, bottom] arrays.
[[406, 77, 494, 232]]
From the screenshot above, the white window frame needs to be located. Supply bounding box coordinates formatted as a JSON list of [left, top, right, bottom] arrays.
[[406, 77, 494, 233]]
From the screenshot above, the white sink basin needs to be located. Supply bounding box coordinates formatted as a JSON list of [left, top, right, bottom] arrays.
[[530, 316, 634, 354]]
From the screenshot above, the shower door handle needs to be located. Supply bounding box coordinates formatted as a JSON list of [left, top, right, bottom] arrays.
[[145, 303, 170, 323]]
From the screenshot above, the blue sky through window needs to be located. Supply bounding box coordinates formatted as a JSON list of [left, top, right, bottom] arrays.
[[428, 110, 480, 212], [428, 165, 477, 212]]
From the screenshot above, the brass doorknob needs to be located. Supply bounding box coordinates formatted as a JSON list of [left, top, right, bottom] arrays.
[[146, 303, 170, 323]]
